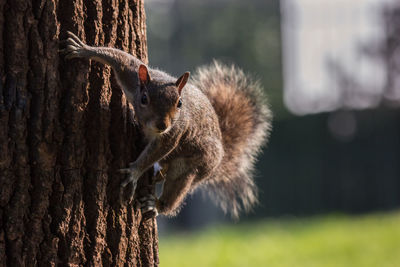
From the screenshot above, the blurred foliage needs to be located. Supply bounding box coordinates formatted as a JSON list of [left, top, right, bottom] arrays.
[[160, 211, 400, 267], [254, 109, 400, 218], [145, 0, 285, 118]]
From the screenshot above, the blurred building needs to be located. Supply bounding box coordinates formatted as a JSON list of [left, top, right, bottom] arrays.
[[282, 0, 399, 114]]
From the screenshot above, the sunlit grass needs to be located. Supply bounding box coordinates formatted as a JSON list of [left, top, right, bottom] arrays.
[[159, 211, 400, 267]]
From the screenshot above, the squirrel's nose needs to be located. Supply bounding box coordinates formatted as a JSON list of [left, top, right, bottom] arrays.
[[156, 121, 168, 132]]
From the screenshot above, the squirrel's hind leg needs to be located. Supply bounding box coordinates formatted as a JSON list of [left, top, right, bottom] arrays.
[[138, 162, 166, 218], [156, 157, 198, 215], [157, 171, 196, 216], [139, 195, 158, 218]]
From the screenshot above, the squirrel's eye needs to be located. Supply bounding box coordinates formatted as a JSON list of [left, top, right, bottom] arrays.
[[141, 93, 148, 106], [177, 98, 182, 108]]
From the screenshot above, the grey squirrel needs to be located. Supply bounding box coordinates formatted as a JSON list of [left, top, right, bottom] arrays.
[[62, 31, 272, 218]]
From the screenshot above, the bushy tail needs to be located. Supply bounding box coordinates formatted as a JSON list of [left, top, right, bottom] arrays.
[[192, 61, 272, 218]]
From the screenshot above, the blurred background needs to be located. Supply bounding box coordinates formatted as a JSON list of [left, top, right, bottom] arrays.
[[145, 0, 400, 265]]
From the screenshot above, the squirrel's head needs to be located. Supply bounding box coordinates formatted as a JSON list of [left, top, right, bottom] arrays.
[[135, 64, 190, 136]]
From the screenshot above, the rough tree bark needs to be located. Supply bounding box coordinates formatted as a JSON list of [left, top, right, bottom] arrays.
[[0, 0, 159, 266]]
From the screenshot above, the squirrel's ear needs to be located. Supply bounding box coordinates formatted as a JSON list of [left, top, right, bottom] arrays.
[[176, 72, 190, 95], [138, 64, 151, 85]]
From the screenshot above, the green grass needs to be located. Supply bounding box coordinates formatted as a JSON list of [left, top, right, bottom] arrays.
[[159, 211, 400, 267]]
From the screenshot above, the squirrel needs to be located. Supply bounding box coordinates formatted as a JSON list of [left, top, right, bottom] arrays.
[[62, 31, 272, 218]]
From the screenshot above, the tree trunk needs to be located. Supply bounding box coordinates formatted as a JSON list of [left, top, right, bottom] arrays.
[[0, 0, 159, 266]]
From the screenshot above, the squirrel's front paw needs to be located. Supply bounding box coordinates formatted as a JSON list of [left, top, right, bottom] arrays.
[[139, 195, 158, 218], [119, 167, 141, 187], [60, 31, 88, 60], [119, 167, 141, 202]]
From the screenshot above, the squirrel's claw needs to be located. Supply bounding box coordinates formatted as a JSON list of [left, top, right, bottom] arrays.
[[67, 31, 86, 47], [61, 32, 88, 60], [119, 167, 141, 204], [66, 38, 81, 49], [120, 168, 139, 188]]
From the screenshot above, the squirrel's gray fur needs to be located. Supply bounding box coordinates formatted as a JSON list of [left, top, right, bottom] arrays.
[[62, 32, 272, 218]]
